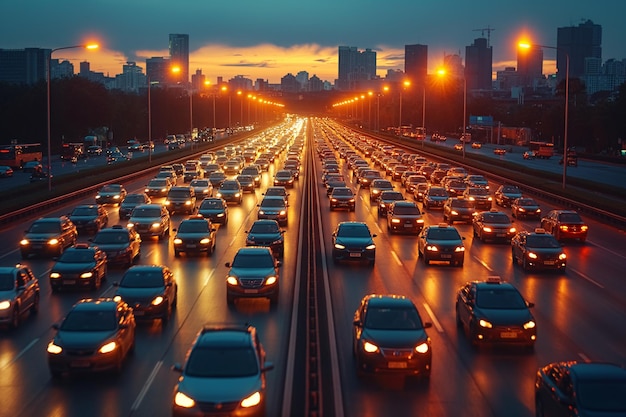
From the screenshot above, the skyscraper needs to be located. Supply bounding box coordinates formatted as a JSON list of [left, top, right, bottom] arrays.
[[517, 45, 543, 88], [465, 37, 492, 91], [337, 46, 376, 91], [557, 20, 602, 81], [169, 34, 190, 84], [405, 44, 427, 85]]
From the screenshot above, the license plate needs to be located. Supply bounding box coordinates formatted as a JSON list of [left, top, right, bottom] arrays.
[[32, 245, 43, 249], [404, 224, 413, 228], [496, 233, 506, 237], [440, 254, 452, 259], [186, 244, 197, 248], [70, 360, 91, 368], [500, 332, 518, 339], [388, 362, 408, 369], [544, 260, 556, 265], [63, 280, 76, 285], [349, 252, 361, 258], [244, 289, 259, 294]]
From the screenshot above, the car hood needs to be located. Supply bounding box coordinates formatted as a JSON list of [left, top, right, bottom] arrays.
[[177, 374, 262, 404], [428, 238, 462, 247], [129, 217, 160, 223], [475, 308, 533, 326], [115, 287, 164, 302], [55, 329, 118, 349], [176, 232, 212, 239], [362, 328, 429, 347], [528, 247, 564, 256], [24, 232, 58, 240], [93, 243, 128, 252], [426, 195, 447, 201], [247, 233, 281, 242], [70, 215, 97, 222], [335, 237, 373, 247], [229, 266, 276, 278], [0, 289, 18, 300], [198, 209, 224, 216], [52, 262, 96, 273]]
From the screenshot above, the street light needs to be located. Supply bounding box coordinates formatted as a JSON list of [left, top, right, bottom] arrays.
[[398, 80, 411, 132], [367, 91, 373, 129], [519, 41, 570, 189], [237, 90, 243, 128], [47, 43, 98, 191], [172, 66, 193, 146], [377, 86, 389, 131]]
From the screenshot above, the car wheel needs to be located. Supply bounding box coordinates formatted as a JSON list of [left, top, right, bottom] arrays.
[[522, 257, 530, 271], [424, 256, 430, 265], [174, 251, 180, 258], [535, 397, 545, 417], [455, 304, 463, 328], [10, 307, 20, 329], [162, 302, 172, 323], [226, 294, 235, 306], [269, 293, 279, 307]]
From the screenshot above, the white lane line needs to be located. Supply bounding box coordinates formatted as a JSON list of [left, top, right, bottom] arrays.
[[0, 338, 39, 370], [203, 269, 214, 286], [472, 255, 494, 272], [422, 303, 444, 333], [391, 250, 402, 266], [578, 352, 591, 362], [131, 360, 163, 411], [571, 267, 604, 289]]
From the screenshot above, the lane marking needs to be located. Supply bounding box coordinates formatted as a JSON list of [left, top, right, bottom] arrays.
[[422, 303, 444, 333], [571, 267, 604, 289], [472, 255, 494, 272], [0, 338, 39, 370], [391, 250, 402, 266], [131, 360, 163, 411], [203, 269, 214, 286]]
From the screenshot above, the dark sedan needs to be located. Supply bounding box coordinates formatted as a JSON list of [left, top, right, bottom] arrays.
[[329, 187, 356, 211], [541, 209, 588, 242], [95, 184, 127, 206], [386, 201, 424, 234], [216, 180, 243, 204], [353, 294, 432, 380], [173, 216, 217, 257], [89, 225, 141, 267], [119, 193, 151, 220], [226, 247, 281, 306], [145, 178, 172, 198], [418, 223, 465, 267], [510, 197, 541, 219], [472, 210, 516, 242], [511, 228, 567, 271], [274, 170, 295, 188], [49, 244, 107, 291], [494, 184, 523, 207], [113, 265, 177, 322], [332, 221, 376, 266], [245, 219, 285, 258], [69, 204, 108, 234], [377, 190, 405, 217], [198, 197, 229, 225]]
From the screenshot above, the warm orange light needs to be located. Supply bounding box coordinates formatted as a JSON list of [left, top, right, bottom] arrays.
[[436, 68, 446, 77], [518, 42, 532, 50], [204, 80, 211, 86], [171, 66, 181, 74], [221, 86, 227, 92], [368, 91, 373, 97], [403, 80, 411, 87], [383, 86, 389, 92], [86, 44, 99, 50]]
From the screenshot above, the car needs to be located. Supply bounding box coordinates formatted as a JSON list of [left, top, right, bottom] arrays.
[[172, 163, 185, 177], [359, 169, 383, 188], [189, 179, 213, 199], [326, 179, 347, 196], [95, 184, 127, 206], [20, 216, 78, 258], [257, 195, 289, 226], [494, 184, 523, 207], [329, 186, 356, 212], [127, 204, 171, 240], [418, 223, 465, 266], [183, 166, 201, 183], [0, 165, 14, 177], [331, 221, 376, 266], [173, 216, 217, 257], [0, 264, 39, 329], [471, 142, 482, 149], [22, 160, 43, 173], [225, 247, 281, 306], [455, 277, 536, 349], [263, 186, 290, 204], [463, 187, 493, 210], [413, 183, 429, 202], [454, 143, 464, 151], [352, 294, 432, 380], [377, 190, 405, 217], [245, 219, 285, 258], [472, 210, 516, 242], [49, 243, 108, 291], [165, 186, 197, 214], [69, 204, 108, 234], [86, 145, 103, 156], [511, 228, 567, 271], [198, 197, 229, 225], [236, 174, 256, 192], [119, 193, 151, 220], [510, 197, 541, 219], [159, 165, 178, 183], [207, 171, 227, 188], [113, 265, 177, 322], [216, 180, 243, 204], [535, 361, 626, 417], [444, 178, 467, 197], [241, 165, 262, 187], [171, 324, 274, 417], [493, 148, 507, 155], [422, 186, 448, 210], [223, 159, 242, 175], [89, 225, 141, 267], [145, 178, 172, 198], [404, 175, 428, 193], [465, 174, 489, 189], [47, 297, 136, 378], [386, 201, 424, 234], [369, 179, 394, 202], [274, 170, 295, 188], [540, 209, 588, 242]]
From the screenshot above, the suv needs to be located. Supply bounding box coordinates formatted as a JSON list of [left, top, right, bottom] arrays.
[[0, 264, 40, 329], [127, 204, 171, 240], [165, 186, 197, 215], [225, 247, 281, 306], [172, 324, 274, 417], [90, 225, 141, 267], [20, 216, 78, 258]]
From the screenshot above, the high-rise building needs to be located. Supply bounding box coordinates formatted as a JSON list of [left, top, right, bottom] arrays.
[[337, 46, 376, 90], [517, 44, 543, 88], [465, 37, 492, 91], [404, 44, 427, 85], [0, 47, 49, 85], [169, 34, 190, 84], [557, 19, 602, 81], [146, 56, 170, 85]]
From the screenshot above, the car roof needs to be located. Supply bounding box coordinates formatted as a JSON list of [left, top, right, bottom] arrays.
[[568, 362, 626, 380], [235, 246, 273, 255], [364, 294, 416, 309], [196, 325, 254, 348], [124, 265, 167, 273], [72, 298, 120, 311]]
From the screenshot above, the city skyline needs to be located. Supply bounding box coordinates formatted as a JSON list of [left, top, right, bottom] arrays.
[[2, 1, 625, 83]]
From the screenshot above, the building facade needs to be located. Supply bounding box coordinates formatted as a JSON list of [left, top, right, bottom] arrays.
[[337, 46, 377, 91], [169, 34, 189, 84], [465, 37, 492, 91], [404, 44, 428, 85], [557, 19, 602, 81]]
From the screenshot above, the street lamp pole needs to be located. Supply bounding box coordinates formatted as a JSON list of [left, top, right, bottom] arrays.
[[46, 43, 97, 191], [147, 75, 152, 162], [422, 85, 426, 149], [462, 77, 467, 159]]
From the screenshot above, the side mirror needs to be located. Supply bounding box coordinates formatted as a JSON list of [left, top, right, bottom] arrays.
[[172, 363, 183, 373], [225, 262, 231, 268], [423, 322, 433, 329]]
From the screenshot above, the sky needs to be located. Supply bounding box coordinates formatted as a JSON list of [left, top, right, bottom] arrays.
[[2, 0, 625, 84]]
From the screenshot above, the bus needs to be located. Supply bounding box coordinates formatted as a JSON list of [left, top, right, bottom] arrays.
[[528, 141, 554, 159], [0, 143, 43, 168]]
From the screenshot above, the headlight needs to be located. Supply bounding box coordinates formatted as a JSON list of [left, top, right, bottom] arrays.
[[241, 391, 262, 408], [50, 272, 61, 279], [455, 246, 465, 252], [200, 238, 210, 244], [47, 341, 63, 354], [259, 210, 265, 215], [20, 239, 30, 246], [415, 342, 429, 354], [164, 200, 171, 205], [80, 272, 93, 279], [279, 210, 287, 215], [528, 252, 538, 259], [523, 320, 536, 329], [559, 253, 567, 260], [151, 296, 164, 306], [479, 319, 493, 328], [451, 210, 459, 216], [216, 193, 222, 198], [185, 201, 192, 205], [48, 238, 60, 246], [425, 245, 438, 252], [391, 219, 401, 224], [483, 227, 492, 233], [174, 391, 196, 408], [265, 276, 277, 285], [365, 244, 376, 250], [509, 228, 517, 233], [334, 243, 346, 250], [113, 195, 121, 199], [234, 193, 241, 198], [226, 276, 239, 285], [99, 341, 117, 354], [0, 300, 11, 310], [127, 222, 135, 228], [151, 222, 161, 229], [487, 197, 493, 201], [363, 341, 379, 353], [173, 238, 183, 244], [216, 213, 224, 217]]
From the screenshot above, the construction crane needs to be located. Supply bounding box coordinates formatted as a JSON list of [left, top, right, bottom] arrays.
[[473, 26, 495, 48]]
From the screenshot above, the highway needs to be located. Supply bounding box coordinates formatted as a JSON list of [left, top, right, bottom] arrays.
[[0, 117, 625, 417]]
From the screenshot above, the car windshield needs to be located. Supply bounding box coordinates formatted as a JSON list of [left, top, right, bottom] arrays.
[[338, 225, 370, 238], [191, 180, 209, 187], [232, 253, 275, 268], [100, 185, 121, 192], [149, 180, 167, 187], [72, 207, 97, 216], [517, 198, 536, 206], [382, 192, 404, 200], [185, 346, 258, 377], [209, 173, 226, 179], [60, 310, 117, 331], [365, 307, 423, 330], [201, 200, 222, 209], [475, 288, 528, 309], [178, 221, 210, 233], [527, 235, 561, 248], [265, 189, 286, 197], [28, 221, 60, 233], [427, 228, 461, 240], [559, 213, 583, 222], [482, 213, 510, 223], [394, 205, 420, 215], [576, 380, 626, 411], [132, 208, 161, 217], [93, 231, 129, 244], [503, 186, 521, 193], [220, 182, 240, 190], [276, 172, 292, 178], [250, 222, 279, 234], [333, 188, 353, 196], [124, 195, 145, 203], [261, 199, 286, 208], [58, 250, 95, 263], [429, 189, 447, 197], [372, 181, 392, 188], [120, 270, 165, 288], [0, 273, 15, 290], [168, 190, 191, 198], [469, 188, 489, 196]]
